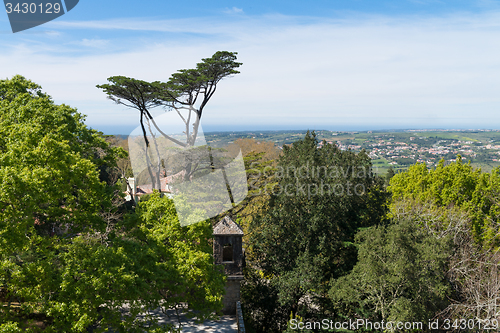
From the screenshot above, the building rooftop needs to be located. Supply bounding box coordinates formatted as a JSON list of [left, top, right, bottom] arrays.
[[213, 216, 244, 236]]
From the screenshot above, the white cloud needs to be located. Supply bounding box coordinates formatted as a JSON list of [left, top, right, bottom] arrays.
[[406, 0, 444, 5], [2, 11, 500, 131], [223, 7, 244, 14], [78, 38, 109, 48], [46, 16, 247, 34]]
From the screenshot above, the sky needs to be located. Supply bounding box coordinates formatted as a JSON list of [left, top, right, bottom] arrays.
[[2, 0, 500, 134]]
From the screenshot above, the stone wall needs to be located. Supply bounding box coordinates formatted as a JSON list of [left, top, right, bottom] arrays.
[[223, 276, 244, 315], [236, 301, 246, 333]]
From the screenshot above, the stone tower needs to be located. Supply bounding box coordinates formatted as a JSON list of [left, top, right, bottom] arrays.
[[213, 216, 244, 315]]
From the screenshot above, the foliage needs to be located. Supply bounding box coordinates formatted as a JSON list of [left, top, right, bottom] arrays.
[[130, 193, 226, 318], [105, 135, 134, 188], [388, 159, 500, 328], [388, 157, 500, 248], [240, 267, 288, 333], [330, 217, 453, 330], [282, 312, 314, 333], [242, 131, 388, 332], [0, 322, 20, 333], [0, 76, 224, 331], [225, 139, 281, 245], [385, 166, 396, 185], [0, 74, 119, 256], [97, 50, 241, 133], [227, 138, 281, 161], [162, 51, 242, 118], [393, 199, 500, 329]]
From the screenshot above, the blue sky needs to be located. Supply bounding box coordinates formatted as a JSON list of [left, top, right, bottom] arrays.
[[2, 0, 500, 134]]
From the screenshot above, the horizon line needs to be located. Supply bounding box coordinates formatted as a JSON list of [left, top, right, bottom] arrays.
[[94, 127, 500, 136]]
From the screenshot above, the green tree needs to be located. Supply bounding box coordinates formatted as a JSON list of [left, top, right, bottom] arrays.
[[388, 157, 500, 248], [330, 217, 452, 330], [0, 75, 118, 256], [128, 193, 226, 319], [386, 157, 500, 328], [0, 76, 224, 332], [0, 75, 123, 331], [385, 166, 396, 185], [97, 51, 242, 187], [390, 182, 500, 328], [242, 132, 388, 332], [225, 139, 281, 247]]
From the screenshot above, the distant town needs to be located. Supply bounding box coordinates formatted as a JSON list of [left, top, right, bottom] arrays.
[[203, 129, 500, 174]]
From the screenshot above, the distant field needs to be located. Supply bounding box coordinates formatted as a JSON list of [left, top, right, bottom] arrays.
[[400, 131, 500, 143], [471, 161, 500, 173], [193, 129, 500, 176], [370, 158, 389, 175]]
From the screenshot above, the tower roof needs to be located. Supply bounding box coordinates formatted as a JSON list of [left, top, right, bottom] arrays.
[[213, 216, 244, 236]]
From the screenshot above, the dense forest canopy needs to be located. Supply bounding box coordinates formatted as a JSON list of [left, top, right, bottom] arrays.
[[0, 76, 224, 332], [240, 134, 500, 333], [2, 75, 500, 332]]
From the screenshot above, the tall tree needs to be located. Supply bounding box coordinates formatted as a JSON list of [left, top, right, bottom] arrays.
[[242, 131, 388, 332], [388, 157, 500, 248], [388, 159, 500, 326], [97, 51, 242, 189], [225, 138, 281, 231], [160, 51, 242, 146], [0, 76, 224, 332], [330, 217, 453, 327]]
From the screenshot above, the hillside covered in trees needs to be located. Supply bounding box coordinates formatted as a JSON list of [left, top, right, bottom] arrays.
[[2, 75, 500, 332], [0, 76, 225, 332], [238, 133, 500, 333]]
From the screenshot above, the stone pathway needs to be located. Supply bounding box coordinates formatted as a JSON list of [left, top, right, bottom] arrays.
[[92, 305, 237, 332], [143, 308, 237, 332]]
